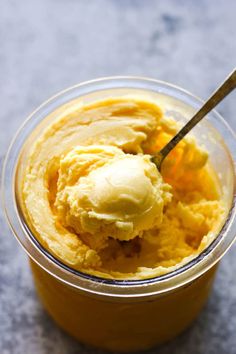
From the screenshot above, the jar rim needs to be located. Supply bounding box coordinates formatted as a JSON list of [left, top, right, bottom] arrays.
[[2, 76, 236, 299]]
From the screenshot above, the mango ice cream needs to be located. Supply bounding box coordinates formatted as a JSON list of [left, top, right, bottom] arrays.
[[21, 97, 226, 280]]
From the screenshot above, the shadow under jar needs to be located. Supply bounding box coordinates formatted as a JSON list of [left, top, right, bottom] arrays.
[[2, 77, 236, 352]]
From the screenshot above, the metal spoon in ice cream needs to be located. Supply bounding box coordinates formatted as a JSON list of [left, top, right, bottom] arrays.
[[152, 68, 236, 170]]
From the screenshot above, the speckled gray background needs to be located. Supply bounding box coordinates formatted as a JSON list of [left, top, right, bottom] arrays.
[[0, 1, 236, 353]]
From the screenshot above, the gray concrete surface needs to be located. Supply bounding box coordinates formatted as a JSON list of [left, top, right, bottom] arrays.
[[0, 1, 236, 353]]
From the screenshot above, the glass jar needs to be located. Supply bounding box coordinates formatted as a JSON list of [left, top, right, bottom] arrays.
[[2, 77, 236, 352]]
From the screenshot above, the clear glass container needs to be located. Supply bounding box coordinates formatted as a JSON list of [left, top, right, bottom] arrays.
[[2, 77, 236, 352]]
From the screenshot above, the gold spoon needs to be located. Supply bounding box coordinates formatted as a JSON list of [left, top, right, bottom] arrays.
[[152, 69, 236, 170]]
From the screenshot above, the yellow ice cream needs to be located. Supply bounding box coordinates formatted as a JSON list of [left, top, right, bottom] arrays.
[[55, 145, 171, 246], [20, 97, 226, 279]]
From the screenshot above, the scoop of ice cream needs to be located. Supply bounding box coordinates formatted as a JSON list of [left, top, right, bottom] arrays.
[[55, 145, 172, 245]]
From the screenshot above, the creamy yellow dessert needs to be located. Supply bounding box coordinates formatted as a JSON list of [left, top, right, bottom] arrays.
[[55, 146, 171, 243], [21, 97, 226, 279]]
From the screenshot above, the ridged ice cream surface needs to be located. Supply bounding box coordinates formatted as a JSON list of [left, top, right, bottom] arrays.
[[55, 145, 171, 245]]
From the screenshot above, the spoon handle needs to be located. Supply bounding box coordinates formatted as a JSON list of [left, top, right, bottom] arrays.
[[158, 68, 236, 162]]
